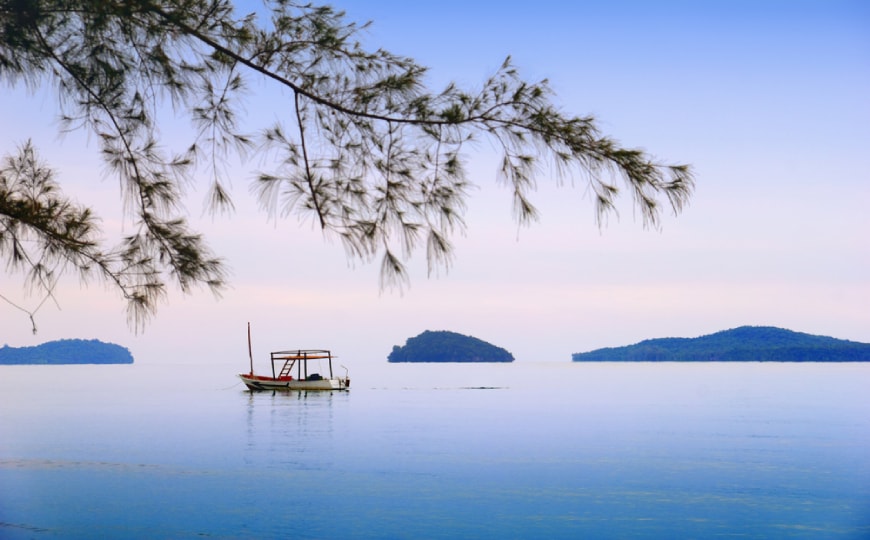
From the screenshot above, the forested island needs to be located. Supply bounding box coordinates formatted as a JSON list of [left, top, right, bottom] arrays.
[[0, 339, 134, 365], [388, 330, 514, 363], [572, 326, 870, 362]]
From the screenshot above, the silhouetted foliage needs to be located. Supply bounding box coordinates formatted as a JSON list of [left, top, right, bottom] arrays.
[[1, 0, 694, 332], [572, 326, 870, 362], [388, 330, 514, 363], [0, 338, 134, 364]]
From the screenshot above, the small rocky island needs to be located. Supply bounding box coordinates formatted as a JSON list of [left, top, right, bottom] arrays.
[[388, 330, 514, 363], [572, 326, 870, 362], [0, 339, 134, 365]]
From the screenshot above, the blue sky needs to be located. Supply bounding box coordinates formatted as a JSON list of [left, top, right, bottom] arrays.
[[2, 1, 868, 364]]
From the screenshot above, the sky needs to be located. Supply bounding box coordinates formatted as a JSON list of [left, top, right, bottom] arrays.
[[1, 0, 869, 365]]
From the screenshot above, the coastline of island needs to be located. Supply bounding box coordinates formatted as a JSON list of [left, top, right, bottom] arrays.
[[572, 326, 870, 362], [388, 330, 514, 363], [0, 339, 134, 365]]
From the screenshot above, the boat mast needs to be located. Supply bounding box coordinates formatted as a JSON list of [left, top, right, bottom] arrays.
[[247, 322, 254, 375]]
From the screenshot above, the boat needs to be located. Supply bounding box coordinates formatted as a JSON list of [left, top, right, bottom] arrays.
[[239, 324, 350, 391]]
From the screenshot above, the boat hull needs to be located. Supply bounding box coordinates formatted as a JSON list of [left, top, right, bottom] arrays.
[[239, 373, 349, 391]]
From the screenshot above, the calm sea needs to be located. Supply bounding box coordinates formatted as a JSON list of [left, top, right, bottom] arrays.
[[1, 361, 868, 539]]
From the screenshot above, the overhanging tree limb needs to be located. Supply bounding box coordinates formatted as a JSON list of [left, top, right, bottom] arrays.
[[1, 0, 694, 332]]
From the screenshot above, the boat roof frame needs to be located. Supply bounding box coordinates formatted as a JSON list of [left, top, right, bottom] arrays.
[[269, 349, 335, 379], [270, 349, 333, 360]]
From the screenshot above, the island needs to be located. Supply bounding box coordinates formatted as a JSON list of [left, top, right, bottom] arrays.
[[572, 326, 870, 362], [0, 339, 134, 365], [388, 330, 514, 363]]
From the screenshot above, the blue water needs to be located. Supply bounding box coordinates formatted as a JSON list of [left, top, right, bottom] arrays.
[[1, 362, 868, 539]]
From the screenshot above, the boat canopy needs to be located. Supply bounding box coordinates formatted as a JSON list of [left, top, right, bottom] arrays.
[[269, 349, 336, 380]]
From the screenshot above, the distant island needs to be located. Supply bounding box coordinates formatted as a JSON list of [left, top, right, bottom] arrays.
[[388, 330, 514, 363], [572, 326, 870, 362], [0, 339, 134, 365]]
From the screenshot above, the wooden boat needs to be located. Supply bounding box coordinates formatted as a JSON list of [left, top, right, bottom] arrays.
[[239, 324, 350, 391]]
